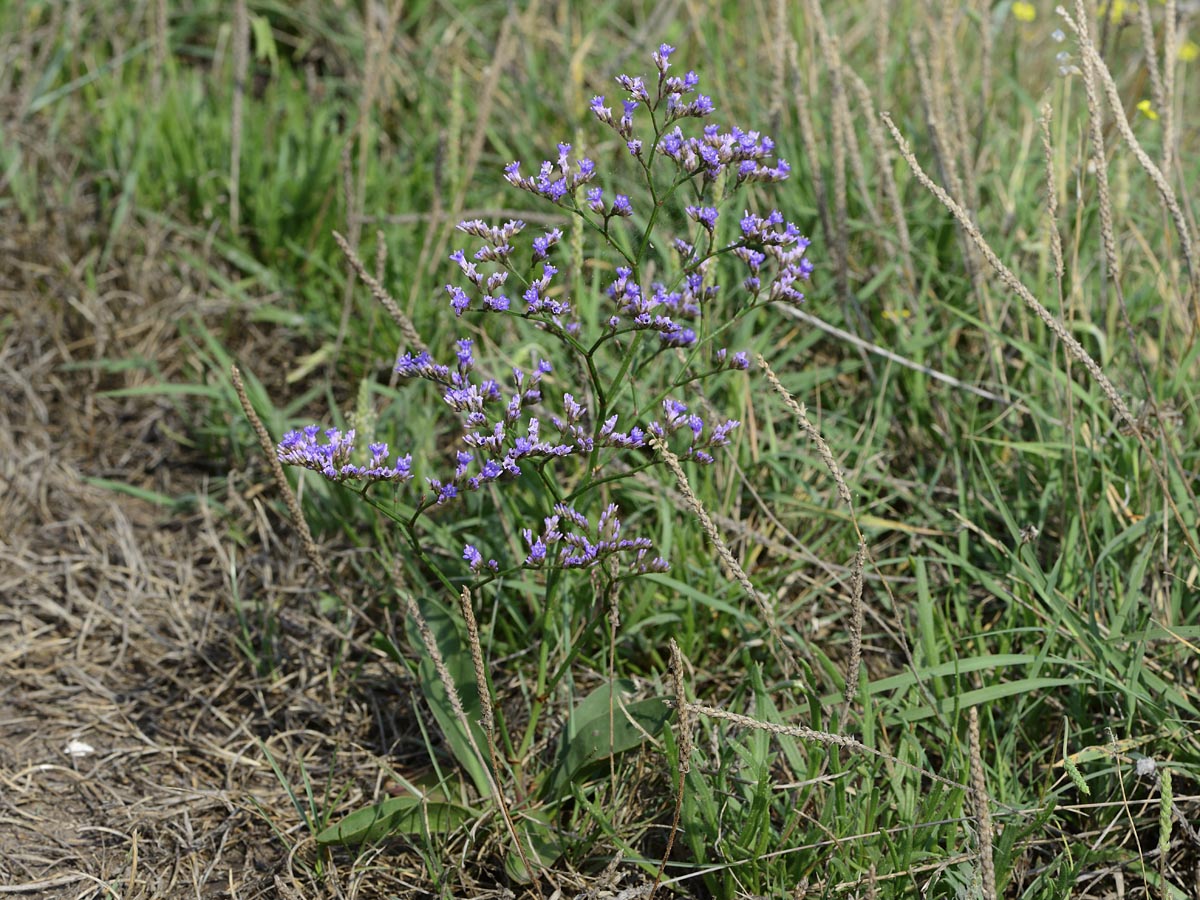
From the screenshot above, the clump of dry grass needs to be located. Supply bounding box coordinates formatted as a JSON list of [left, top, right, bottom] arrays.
[[0, 178, 416, 897]]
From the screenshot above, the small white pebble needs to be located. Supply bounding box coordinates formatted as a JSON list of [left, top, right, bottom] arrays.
[[64, 740, 95, 758]]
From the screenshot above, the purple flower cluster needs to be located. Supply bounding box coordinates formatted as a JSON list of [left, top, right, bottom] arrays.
[[604, 264, 704, 347], [393, 339, 656, 504], [503, 143, 597, 204], [463, 544, 499, 573], [589, 42, 786, 188], [441, 219, 579, 333], [733, 211, 815, 303], [275, 43, 806, 581], [648, 399, 740, 464], [591, 43, 715, 161], [277, 426, 413, 484], [519, 502, 668, 573], [445, 220, 525, 316], [585, 186, 634, 221], [659, 124, 790, 184]]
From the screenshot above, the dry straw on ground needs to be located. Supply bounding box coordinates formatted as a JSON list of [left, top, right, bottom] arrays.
[[0, 190, 425, 898]]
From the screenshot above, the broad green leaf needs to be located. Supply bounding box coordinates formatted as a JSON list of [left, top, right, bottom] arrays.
[[541, 680, 673, 798], [316, 795, 475, 845], [504, 808, 563, 883]]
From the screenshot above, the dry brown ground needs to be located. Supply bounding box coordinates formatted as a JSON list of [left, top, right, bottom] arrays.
[[0, 136, 492, 900]]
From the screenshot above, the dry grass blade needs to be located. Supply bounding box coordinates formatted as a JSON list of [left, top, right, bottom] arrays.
[[1057, 8, 1200, 526], [229, 0, 248, 235], [937, 2, 978, 212], [1135, 0, 1167, 127], [1038, 103, 1065, 286], [332, 0, 405, 365], [755, 355, 853, 512], [845, 541, 867, 707], [778, 306, 1007, 403], [1040, 101, 1095, 568], [1061, 6, 1199, 317], [231, 365, 328, 582], [844, 64, 916, 295], [458, 587, 495, 740], [911, 30, 991, 355], [685, 703, 978, 796], [801, 0, 852, 312], [977, 0, 993, 112], [651, 639, 693, 900], [790, 46, 834, 310], [755, 355, 869, 712], [968, 707, 998, 900], [1070, 0, 1121, 297], [332, 230, 427, 354], [1163, 0, 1178, 177], [405, 8, 521, 310]]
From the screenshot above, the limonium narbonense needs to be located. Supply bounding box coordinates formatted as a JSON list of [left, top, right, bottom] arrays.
[[277, 43, 812, 579]]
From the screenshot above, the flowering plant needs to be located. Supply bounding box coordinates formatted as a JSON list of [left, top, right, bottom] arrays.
[[279, 43, 811, 590], [275, 42, 812, 868]]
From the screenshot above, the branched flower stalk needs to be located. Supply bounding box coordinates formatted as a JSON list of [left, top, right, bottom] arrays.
[[274, 42, 813, 774]]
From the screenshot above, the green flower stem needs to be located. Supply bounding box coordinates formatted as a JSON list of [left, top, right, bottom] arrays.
[[516, 566, 563, 762]]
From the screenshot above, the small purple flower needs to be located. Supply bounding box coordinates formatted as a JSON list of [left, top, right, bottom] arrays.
[[447, 286, 471, 317], [709, 419, 740, 445], [590, 95, 612, 126], [532, 228, 562, 261], [686, 205, 719, 233], [455, 338, 474, 370], [620, 100, 638, 136], [523, 529, 548, 565], [653, 43, 675, 74], [616, 74, 650, 102], [427, 478, 458, 504], [464, 544, 483, 571], [455, 450, 473, 478]]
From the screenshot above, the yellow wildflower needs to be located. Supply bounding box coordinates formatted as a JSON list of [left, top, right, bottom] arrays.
[[1100, 0, 1129, 22], [1013, 1, 1036, 22]]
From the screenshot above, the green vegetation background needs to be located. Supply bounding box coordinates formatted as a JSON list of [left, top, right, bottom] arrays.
[[4, 0, 1199, 896]]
